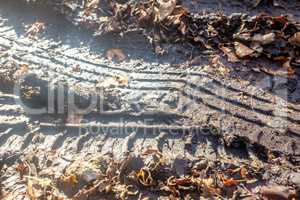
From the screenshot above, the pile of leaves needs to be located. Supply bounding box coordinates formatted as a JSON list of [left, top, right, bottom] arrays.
[[1, 146, 299, 199], [25, 0, 300, 74]]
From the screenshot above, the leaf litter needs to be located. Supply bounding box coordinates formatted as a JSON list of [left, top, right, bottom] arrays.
[[2, 0, 300, 199], [34, 0, 300, 78], [1, 145, 299, 199]]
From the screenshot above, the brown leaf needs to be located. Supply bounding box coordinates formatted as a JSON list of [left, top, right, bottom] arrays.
[[26, 22, 45, 38], [16, 162, 28, 177], [220, 45, 240, 63], [137, 8, 151, 27], [234, 42, 255, 58], [73, 179, 110, 199], [137, 168, 154, 187], [223, 178, 239, 187], [27, 179, 38, 200], [98, 75, 129, 88], [115, 75, 129, 86], [106, 48, 127, 62], [167, 177, 192, 187], [83, 0, 99, 16], [25, 176, 54, 200], [260, 58, 295, 78], [61, 175, 78, 187], [289, 32, 300, 47], [239, 167, 247, 178], [252, 33, 276, 45], [72, 64, 81, 73], [154, 0, 177, 22]]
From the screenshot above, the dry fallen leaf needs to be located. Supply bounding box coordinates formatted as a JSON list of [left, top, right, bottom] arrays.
[[220, 45, 240, 63], [61, 175, 78, 187], [210, 55, 230, 76], [154, 0, 177, 22], [234, 42, 255, 58], [252, 33, 276, 45], [200, 177, 221, 196], [106, 48, 127, 62], [72, 64, 81, 72], [27, 179, 38, 200], [220, 174, 240, 187], [137, 168, 154, 186], [83, 0, 99, 16], [289, 32, 300, 47], [260, 60, 295, 78], [26, 22, 45, 38], [16, 162, 28, 177], [223, 178, 239, 187], [98, 75, 129, 88], [239, 166, 248, 179], [25, 176, 56, 200], [115, 75, 129, 87]]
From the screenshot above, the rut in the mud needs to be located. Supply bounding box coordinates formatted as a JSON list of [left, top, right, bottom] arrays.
[[0, 0, 300, 199]]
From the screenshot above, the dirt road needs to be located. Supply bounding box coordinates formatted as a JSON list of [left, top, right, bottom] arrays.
[[0, 1, 300, 199]]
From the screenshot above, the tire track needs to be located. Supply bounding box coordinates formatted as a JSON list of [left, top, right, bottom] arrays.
[[0, 2, 299, 158]]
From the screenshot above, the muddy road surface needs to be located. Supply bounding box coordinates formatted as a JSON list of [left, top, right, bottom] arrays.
[[0, 0, 300, 199]]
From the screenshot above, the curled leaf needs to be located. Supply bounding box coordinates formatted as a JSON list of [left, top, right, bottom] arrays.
[[137, 168, 154, 187], [106, 48, 127, 63], [223, 178, 239, 187]]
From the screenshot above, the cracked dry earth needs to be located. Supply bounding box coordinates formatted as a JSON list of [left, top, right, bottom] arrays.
[[0, 0, 300, 199]]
